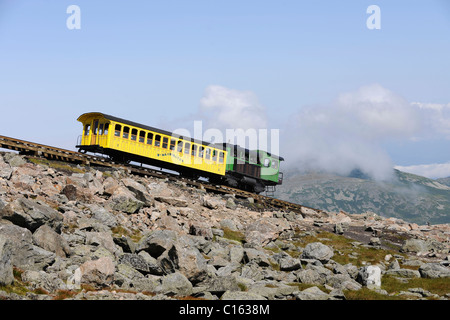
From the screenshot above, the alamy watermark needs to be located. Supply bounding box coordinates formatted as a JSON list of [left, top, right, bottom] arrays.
[[66, 5, 81, 30], [366, 5, 381, 30], [167, 121, 280, 165]]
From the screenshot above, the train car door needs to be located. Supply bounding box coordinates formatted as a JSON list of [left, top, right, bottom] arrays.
[[91, 119, 99, 145]]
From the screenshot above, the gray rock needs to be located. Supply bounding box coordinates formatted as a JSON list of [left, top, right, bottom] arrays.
[[294, 286, 330, 300], [357, 266, 381, 289], [121, 178, 153, 205], [79, 256, 115, 289], [156, 272, 193, 297], [0, 198, 63, 232], [296, 268, 325, 285], [198, 275, 241, 296], [137, 229, 178, 258], [110, 186, 144, 214], [419, 263, 450, 278], [155, 196, 188, 207], [120, 252, 163, 275], [114, 263, 160, 292], [32, 224, 71, 258], [385, 268, 421, 278], [0, 224, 55, 270], [243, 248, 271, 267], [21, 270, 66, 292], [272, 252, 301, 271], [4, 154, 26, 167], [88, 204, 117, 228], [0, 234, 14, 286], [301, 242, 334, 263], [221, 290, 266, 300]]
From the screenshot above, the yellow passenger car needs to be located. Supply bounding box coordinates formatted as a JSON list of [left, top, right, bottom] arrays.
[[76, 112, 226, 177]]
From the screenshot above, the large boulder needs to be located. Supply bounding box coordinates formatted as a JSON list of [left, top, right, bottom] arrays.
[[0, 234, 14, 286], [245, 219, 280, 247], [32, 224, 71, 258], [156, 272, 193, 297], [301, 242, 334, 263], [87, 204, 118, 228], [0, 224, 55, 270], [419, 263, 450, 278], [0, 197, 63, 232], [79, 256, 115, 289], [137, 230, 178, 258], [109, 186, 144, 214], [357, 266, 381, 289]]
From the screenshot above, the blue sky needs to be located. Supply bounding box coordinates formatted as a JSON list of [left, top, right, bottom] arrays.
[[1, 1, 450, 178]]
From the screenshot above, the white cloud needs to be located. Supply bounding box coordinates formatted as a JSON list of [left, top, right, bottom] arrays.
[[411, 102, 450, 139], [282, 84, 421, 180], [395, 162, 450, 179], [199, 85, 267, 131]]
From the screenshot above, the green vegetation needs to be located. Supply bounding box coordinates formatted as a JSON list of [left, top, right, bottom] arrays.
[[111, 225, 143, 243], [221, 227, 246, 243], [29, 157, 86, 174]]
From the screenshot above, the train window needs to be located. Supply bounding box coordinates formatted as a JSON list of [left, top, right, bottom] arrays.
[[147, 132, 153, 145], [104, 123, 109, 135], [177, 140, 183, 152], [212, 150, 217, 162], [205, 148, 211, 160], [170, 139, 176, 151], [264, 158, 271, 167], [199, 146, 204, 158], [99, 123, 104, 135], [115, 124, 121, 137], [93, 120, 99, 135], [123, 126, 130, 139], [219, 152, 224, 163], [139, 131, 145, 143], [84, 124, 90, 136], [272, 160, 278, 169], [191, 144, 197, 157], [162, 137, 169, 149], [249, 151, 257, 164], [131, 129, 137, 141], [184, 142, 190, 154], [155, 135, 161, 147]]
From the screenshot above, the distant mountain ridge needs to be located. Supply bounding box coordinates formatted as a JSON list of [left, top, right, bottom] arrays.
[[274, 169, 450, 225]]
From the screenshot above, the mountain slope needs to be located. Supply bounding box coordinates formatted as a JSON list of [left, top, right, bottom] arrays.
[[274, 169, 450, 225]]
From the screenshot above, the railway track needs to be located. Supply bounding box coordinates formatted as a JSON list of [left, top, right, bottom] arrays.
[[0, 134, 324, 216]]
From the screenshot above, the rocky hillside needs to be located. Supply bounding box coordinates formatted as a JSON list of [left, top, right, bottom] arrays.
[[0, 151, 449, 301], [275, 169, 450, 225]]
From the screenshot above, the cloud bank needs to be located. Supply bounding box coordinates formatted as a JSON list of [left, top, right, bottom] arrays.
[[395, 162, 450, 179], [282, 84, 421, 180], [192, 84, 450, 180]]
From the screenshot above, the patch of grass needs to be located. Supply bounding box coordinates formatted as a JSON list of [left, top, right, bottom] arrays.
[[111, 225, 143, 243], [382, 275, 450, 297], [0, 267, 29, 296], [53, 289, 79, 300], [344, 287, 402, 300], [287, 282, 331, 294], [222, 227, 246, 243], [29, 157, 85, 174], [294, 230, 404, 267]]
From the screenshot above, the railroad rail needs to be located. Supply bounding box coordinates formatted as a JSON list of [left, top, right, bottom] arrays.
[[0, 134, 324, 216]]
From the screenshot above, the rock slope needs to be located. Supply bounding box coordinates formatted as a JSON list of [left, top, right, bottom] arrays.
[[0, 152, 449, 300]]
